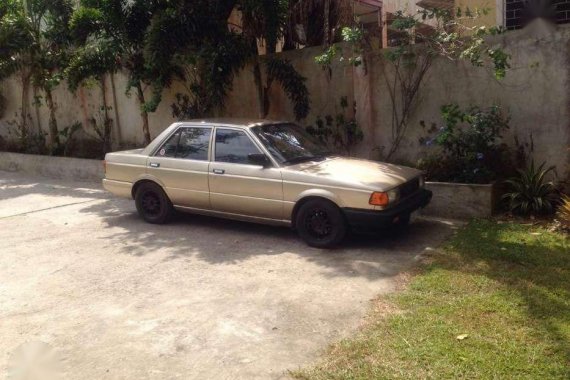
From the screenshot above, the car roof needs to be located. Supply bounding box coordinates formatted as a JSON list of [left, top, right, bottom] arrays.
[[141, 118, 291, 156], [182, 118, 289, 129]]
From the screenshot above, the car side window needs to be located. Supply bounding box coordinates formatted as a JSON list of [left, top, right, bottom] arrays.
[[215, 128, 261, 165], [177, 128, 211, 160], [155, 127, 211, 160], [156, 131, 180, 158]]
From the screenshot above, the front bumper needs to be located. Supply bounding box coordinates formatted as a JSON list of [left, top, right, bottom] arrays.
[[343, 189, 432, 232]]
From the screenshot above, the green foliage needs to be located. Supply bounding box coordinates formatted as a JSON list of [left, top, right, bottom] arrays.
[[314, 6, 512, 160], [418, 104, 512, 183], [4, 114, 47, 155], [51, 121, 82, 156], [171, 33, 252, 120], [0, 0, 74, 147], [265, 58, 310, 120], [314, 25, 365, 69], [387, 9, 511, 80], [314, 45, 339, 67], [306, 96, 363, 155], [239, 0, 289, 54], [65, 39, 118, 91], [341, 26, 364, 44], [503, 161, 560, 216], [68, 1, 152, 92]]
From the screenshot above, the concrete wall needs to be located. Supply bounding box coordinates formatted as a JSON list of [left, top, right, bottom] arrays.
[[1, 25, 568, 179], [356, 23, 570, 180], [0, 44, 352, 148]]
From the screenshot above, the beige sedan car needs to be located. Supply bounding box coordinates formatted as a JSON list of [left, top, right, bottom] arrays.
[[103, 119, 432, 247]]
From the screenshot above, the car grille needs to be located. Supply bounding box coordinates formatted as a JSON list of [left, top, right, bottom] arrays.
[[400, 177, 420, 199]]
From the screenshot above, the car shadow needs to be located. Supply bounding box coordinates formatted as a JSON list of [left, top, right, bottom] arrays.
[[78, 196, 458, 281], [1, 171, 460, 281]]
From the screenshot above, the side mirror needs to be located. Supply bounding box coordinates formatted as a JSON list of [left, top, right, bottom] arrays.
[[248, 153, 271, 168]]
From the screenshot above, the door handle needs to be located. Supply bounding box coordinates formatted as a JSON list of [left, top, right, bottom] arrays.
[[212, 169, 225, 175], [149, 162, 160, 168]]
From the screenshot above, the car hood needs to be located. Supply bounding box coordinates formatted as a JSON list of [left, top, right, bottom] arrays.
[[291, 157, 422, 191]]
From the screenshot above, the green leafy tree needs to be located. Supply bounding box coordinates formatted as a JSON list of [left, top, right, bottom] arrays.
[[0, 0, 74, 149], [68, 0, 184, 144], [150, 0, 310, 121], [239, 0, 310, 120], [316, 7, 511, 160], [145, 0, 250, 120]]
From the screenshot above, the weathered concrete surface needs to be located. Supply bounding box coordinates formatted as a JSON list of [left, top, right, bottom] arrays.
[[0, 152, 104, 182], [0, 171, 457, 379], [422, 182, 495, 219]]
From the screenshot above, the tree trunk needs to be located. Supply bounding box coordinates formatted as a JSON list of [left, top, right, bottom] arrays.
[[20, 72, 31, 138], [323, 0, 331, 46], [45, 88, 59, 149], [100, 76, 112, 154], [110, 73, 122, 145], [135, 83, 151, 145], [252, 60, 268, 118], [32, 85, 42, 135]]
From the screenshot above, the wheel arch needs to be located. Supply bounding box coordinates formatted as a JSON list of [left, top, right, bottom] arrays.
[[291, 192, 344, 229], [131, 177, 166, 199]]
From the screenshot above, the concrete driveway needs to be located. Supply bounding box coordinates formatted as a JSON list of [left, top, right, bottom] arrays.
[[0, 171, 455, 379]]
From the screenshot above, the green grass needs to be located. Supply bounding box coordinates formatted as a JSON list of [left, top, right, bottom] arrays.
[[293, 220, 570, 379]]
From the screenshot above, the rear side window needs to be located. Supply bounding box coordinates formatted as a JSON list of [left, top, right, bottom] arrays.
[[156, 131, 180, 158], [177, 128, 211, 160], [215, 128, 261, 164], [156, 127, 211, 160]]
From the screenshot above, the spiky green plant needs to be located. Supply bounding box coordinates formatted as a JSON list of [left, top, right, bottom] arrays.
[[503, 161, 559, 215], [556, 195, 570, 230]]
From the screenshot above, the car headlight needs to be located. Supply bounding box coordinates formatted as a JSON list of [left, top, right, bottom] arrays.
[[387, 188, 400, 203], [369, 188, 400, 206]]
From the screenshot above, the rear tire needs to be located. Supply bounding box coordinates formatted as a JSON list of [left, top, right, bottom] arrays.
[[296, 199, 347, 248], [135, 182, 174, 224]]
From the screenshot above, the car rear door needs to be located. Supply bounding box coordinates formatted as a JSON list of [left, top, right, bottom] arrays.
[[147, 125, 212, 209], [208, 127, 284, 220]]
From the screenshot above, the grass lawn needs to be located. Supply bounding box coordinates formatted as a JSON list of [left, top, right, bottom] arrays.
[[293, 220, 570, 379]]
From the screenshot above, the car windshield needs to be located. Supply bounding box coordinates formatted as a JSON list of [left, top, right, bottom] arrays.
[[251, 123, 332, 166]]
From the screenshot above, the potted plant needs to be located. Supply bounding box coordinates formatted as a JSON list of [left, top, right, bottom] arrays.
[[417, 103, 516, 219]]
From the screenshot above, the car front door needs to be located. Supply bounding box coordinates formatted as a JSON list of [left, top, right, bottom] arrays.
[[147, 126, 212, 209], [209, 127, 283, 220]]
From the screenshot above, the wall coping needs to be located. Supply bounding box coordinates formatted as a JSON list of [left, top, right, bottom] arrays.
[[0, 151, 104, 182], [0, 151, 103, 164], [426, 181, 495, 189]]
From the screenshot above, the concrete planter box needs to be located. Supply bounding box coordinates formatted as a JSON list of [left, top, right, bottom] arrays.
[[422, 181, 498, 220], [0, 152, 104, 182]]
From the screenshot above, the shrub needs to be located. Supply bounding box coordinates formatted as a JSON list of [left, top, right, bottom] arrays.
[[306, 97, 363, 156], [556, 195, 570, 230], [502, 161, 559, 216], [418, 104, 513, 184]]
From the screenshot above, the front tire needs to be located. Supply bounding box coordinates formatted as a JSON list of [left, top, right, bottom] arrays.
[[295, 199, 347, 248], [135, 182, 173, 224]]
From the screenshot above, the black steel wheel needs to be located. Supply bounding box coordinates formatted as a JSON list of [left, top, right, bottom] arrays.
[[135, 182, 173, 224], [296, 199, 347, 248]]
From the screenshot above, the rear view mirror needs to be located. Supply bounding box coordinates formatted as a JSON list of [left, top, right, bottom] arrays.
[[248, 153, 271, 168]]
